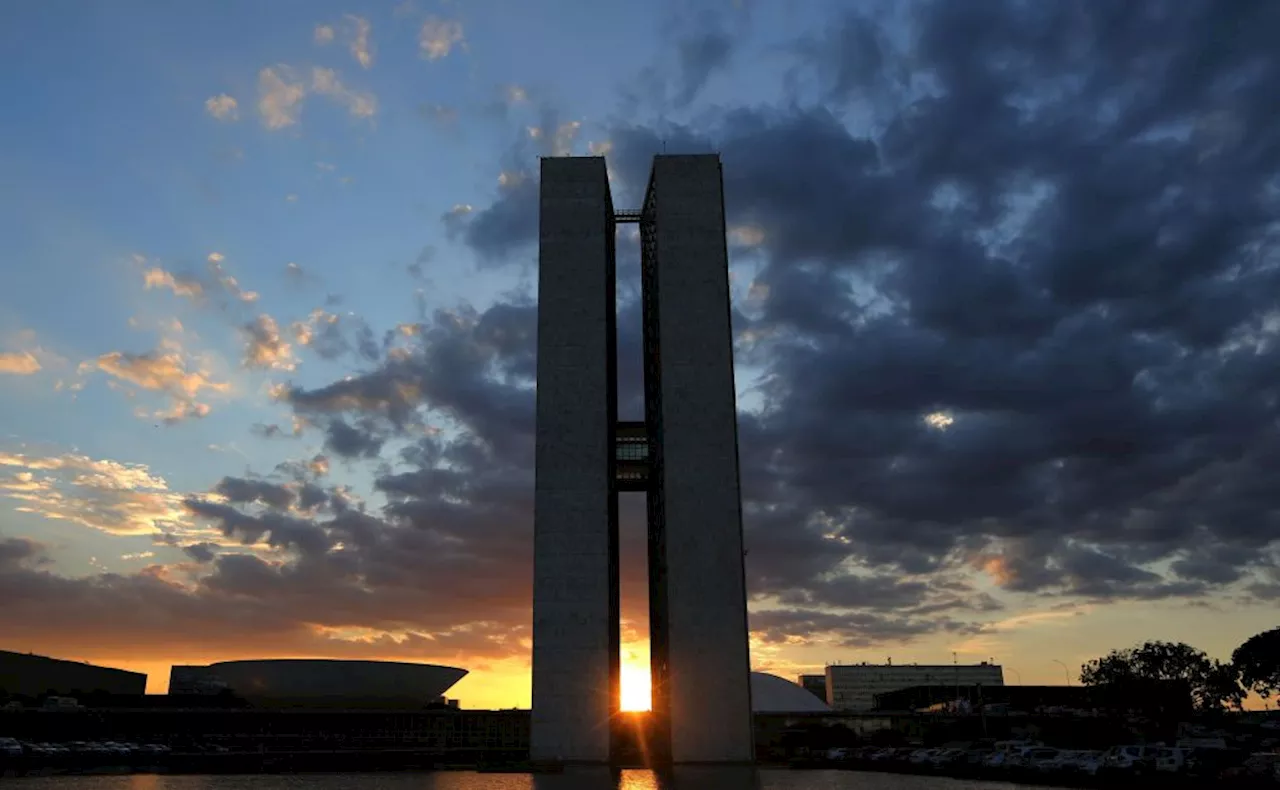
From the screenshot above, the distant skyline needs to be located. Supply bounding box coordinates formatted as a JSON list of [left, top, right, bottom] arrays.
[[1, 0, 1278, 711]]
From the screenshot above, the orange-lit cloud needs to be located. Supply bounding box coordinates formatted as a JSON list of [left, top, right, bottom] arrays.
[[82, 345, 231, 424], [241, 314, 297, 371], [0, 351, 41, 375], [0, 450, 191, 537]]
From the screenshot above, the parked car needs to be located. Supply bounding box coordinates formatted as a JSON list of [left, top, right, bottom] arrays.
[[928, 748, 966, 768], [1156, 746, 1191, 773], [1022, 747, 1062, 772], [1103, 744, 1160, 772], [1071, 750, 1105, 775]]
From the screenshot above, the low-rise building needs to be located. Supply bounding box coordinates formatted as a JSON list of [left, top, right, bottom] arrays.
[[798, 674, 827, 704], [825, 661, 1003, 711]]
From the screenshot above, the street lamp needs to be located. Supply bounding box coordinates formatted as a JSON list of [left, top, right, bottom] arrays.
[[1052, 659, 1072, 687]]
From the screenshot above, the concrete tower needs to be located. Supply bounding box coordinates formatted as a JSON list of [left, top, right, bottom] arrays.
[[531, 155, 753, 765]]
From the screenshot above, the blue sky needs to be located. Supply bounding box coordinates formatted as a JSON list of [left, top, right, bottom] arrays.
[[1, 0, 1278, 710]]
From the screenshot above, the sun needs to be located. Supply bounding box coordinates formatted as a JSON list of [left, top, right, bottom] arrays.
[[620, 661, 652, 711]]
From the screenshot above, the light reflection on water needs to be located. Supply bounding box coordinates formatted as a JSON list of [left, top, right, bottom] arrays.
[[14, 769, 1031, 790]]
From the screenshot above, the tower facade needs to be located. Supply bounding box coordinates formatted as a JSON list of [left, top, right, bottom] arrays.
[[531, 155, 753, 765]]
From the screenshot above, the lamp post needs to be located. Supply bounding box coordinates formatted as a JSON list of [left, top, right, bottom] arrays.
[[1052, 659, 1072, 687]]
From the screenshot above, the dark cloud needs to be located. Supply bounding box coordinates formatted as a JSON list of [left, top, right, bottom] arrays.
[[460, 178, 538, 263], [250, 422, 300, 440], [0, 534, 525, 663], [323, 418, 385, 459], [451, 104, 587, 264], [292, 310, 380, 363], [751, 608, 982, 649], [0, 537, 45, 567], [602, 0, 1280, 607], [182, 542, 218, 564], [213, 476, 297, 511], [674, 27, 733, 107]]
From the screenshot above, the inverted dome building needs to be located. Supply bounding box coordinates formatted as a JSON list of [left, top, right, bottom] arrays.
[[169, 659, 467, 709]]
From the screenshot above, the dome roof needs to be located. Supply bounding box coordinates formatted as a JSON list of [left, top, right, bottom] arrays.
[[171, 659, 467, 708], [750, 672, 831, 713]]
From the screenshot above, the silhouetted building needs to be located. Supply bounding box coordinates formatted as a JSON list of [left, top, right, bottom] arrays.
[[168, 659, 466, 709], [532, 155, 753, 764], [0, 649, 146, 698], [798, 674, 827, 704], [872, 681, 1193, 718]]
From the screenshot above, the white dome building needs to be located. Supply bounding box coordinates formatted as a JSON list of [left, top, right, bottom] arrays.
[[750, 672, 831, 713]]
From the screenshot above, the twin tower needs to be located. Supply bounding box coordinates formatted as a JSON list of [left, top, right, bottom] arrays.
[[531, 155, 754, 764]]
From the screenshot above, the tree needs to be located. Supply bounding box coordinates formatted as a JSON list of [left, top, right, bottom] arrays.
[[1232, 627, 1280, 699], [1080, 640, 1244, 712]]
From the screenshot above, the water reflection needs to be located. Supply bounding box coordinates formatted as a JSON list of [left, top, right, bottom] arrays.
[[530, 766, 762, 790], [19, 769, 1022, 789]]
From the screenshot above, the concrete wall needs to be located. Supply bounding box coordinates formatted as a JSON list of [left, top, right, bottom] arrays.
[[531, 156, 617, 763], [646, 154, 754, 763]]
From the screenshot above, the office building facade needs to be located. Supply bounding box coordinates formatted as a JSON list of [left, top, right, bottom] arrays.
[[825, 662, 1004, 711], [531, 155, 753, 764]]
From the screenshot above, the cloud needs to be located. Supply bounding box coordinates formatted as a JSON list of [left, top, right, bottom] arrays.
[[674, 27, 733, 106], [81, 340, 231, 424], [314, 15, 373, 69], [0, 420, 541, 660], [204, 94, 239, 122], [241, 315, 297, 371], [0, 330, 64, 377], [140, 253, 259, 308], [0, 534, 527, 666], [0, 352, 41, 375], [418, 18, 464, 60], [750, 608, 982, 649], [448, 0, 1280, 626], [142, 268, 204, 300], [346, 15, 373, 69], [311, 67, 377, 120], [0, 451, 191, 537], [251, 418, 306, 440], [257, 66, 306, 130], [289, 307, 379, 363], [444, 108, 587, 263]]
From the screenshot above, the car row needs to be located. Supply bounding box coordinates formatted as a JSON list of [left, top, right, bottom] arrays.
[[818, 739, 1277, 784], [0, 739, 171, 760]]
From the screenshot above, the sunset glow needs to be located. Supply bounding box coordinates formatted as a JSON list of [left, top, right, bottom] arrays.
[[620, 661, 652, 712]]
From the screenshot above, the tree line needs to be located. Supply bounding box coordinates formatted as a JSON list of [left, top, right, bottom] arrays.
[[1079, 626, 1279, 711]]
